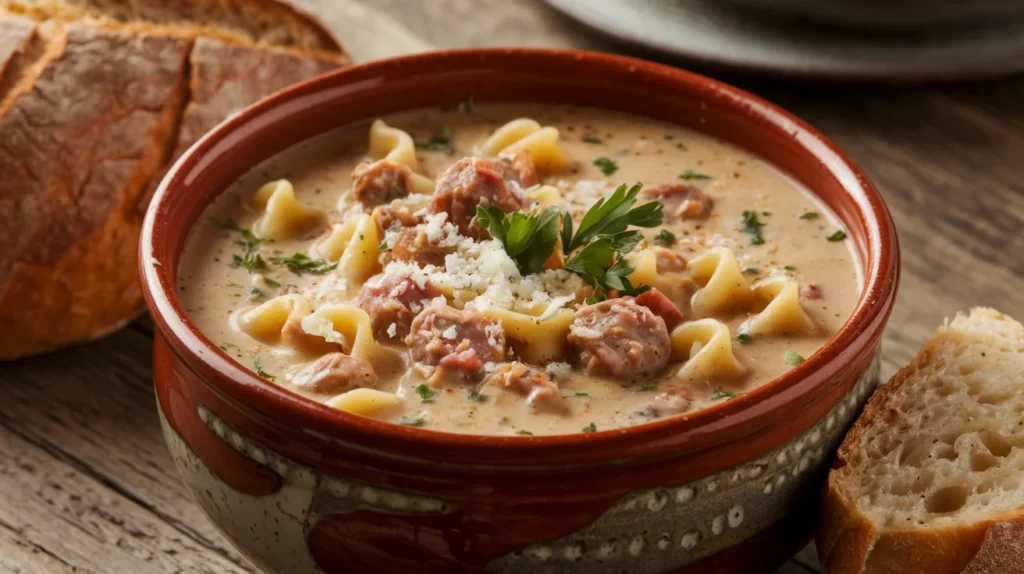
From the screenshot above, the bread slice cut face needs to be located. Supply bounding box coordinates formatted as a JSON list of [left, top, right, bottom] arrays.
[[818, 308, 1024, 574]]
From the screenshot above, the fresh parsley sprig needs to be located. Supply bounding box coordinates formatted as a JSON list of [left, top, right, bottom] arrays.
[[561, 183, 662, 299], [562, 183, 663, 253], [476, 205, 561, 275], [476, 183, 663, 302]]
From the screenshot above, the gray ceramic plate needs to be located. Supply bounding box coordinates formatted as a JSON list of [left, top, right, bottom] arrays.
[[546, 0, 1024, 81]]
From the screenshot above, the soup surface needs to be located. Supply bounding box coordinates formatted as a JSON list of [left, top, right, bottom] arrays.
[[179, 103, 861, 436]]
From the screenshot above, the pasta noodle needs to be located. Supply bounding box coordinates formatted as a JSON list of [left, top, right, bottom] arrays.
[[367, 119, 435, 194], [236, 294, 314, 345], [249, 179, 326, 240], [741, 278, 818, 337], [688, 247, 756, 318], [483, 305, 574, 364], [527, 184, 566, 210], [626, 249, 658, 286], [479, 118, 573, 172], [670, 319, 746, 384], [313, 214, 381, 286], [301, 304, 400, 370], [325, 388, 402, 415]]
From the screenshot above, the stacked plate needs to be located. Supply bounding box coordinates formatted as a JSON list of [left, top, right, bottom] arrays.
[[546, 0, 1024, 81]]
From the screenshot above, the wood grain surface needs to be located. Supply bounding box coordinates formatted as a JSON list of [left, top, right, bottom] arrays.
[[1, 1, 1022, 572]]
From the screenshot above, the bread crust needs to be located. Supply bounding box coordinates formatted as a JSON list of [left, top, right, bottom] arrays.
[[0, 24, 191, 359], [0, 2, 346, 359], [817, 308, 1024, 574], [4, 0, 344, 53]]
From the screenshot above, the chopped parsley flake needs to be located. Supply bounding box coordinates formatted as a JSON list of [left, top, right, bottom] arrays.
[[711, 387, 737, 400], [582, 133, 603, 144], [742, 267, 760, 276], [653, 229, 676, 247], [593, 157, 618, 176], [784, 350, 806, 366], [740, 210, 766, 245], [379, 239, 389, 251], [262, 276, 281, 288], [737, 333, 753, 344], [253, 358, 275, 381], [516, 430, 534, 436], [401, 418, 427, 427], [640, 383, 658, 391], [227, 228, 266, 273], [248, 287, 263, 299], [271, 253, 338, 276], [679, 170, 711, 181], [582, 422, 597, 432], [468, 389, 488, 403], [563, 392, 589, 398], [415, 384, 436, 403], [416, 124, 455, 154], [798, 211, 820, 220], [826, 229, 848, 242], [784, 265, 796, 271]]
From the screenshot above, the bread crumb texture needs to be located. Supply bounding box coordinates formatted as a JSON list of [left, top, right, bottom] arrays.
[[819, 308, 1024, 574], [0, 0, 345, 358]]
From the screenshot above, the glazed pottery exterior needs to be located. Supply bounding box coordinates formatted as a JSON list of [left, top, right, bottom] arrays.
[[140, 49, 900, 574]]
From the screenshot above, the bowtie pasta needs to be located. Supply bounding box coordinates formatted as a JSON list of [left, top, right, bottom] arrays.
[[179, 102, 860, 436]]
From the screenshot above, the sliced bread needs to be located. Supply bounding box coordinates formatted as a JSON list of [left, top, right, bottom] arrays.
[[818, 307, 1024, 574], [0, 0, 348, 359]]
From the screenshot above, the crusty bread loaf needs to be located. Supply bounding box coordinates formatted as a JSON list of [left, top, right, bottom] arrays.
[[818, 308, 1024, 574], [0, 0, 348, 359]]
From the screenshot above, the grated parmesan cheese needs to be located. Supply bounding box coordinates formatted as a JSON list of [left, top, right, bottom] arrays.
[[545, 362, 572, 381], [300, 314, 350, 349]]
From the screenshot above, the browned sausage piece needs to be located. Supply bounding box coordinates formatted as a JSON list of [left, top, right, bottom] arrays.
[[287, 352, 377, 394], [484, 362, 566, 412], [352, 159, 414, 208], [371, 201, 423, 235], [643, 183, 714, 220], [429, 157, 533, 239], [634, 288, 685, 331], [567, 297, 671, 379], [654, 247, 688, 273], [382, 226, 456, 268], [496, 148, 540, 188], [406, 306, 506, 381], [354, 276, 442, 341]]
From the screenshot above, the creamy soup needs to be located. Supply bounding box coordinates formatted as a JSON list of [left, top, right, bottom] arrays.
[[179, 103, 861, 436]]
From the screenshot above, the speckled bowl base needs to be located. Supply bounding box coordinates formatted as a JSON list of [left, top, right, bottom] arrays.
[[159, 353, 880, 573]]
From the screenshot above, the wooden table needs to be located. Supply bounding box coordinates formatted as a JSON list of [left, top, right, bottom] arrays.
[[2, 1, 1022, 572]]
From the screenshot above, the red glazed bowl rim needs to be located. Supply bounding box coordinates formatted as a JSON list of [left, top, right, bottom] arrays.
[[140, 48, 899, 468]]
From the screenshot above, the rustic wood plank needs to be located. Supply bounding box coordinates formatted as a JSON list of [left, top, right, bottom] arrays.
[[0, 328, 256, 573], [0, 418, 251, 573]]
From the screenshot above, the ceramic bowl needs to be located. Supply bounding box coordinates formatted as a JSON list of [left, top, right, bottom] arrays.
[[139, 49, 899, 574], [721, 0, 1024, 29]]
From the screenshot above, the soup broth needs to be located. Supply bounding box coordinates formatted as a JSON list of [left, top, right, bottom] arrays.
[[179, 103, 861, 436]]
